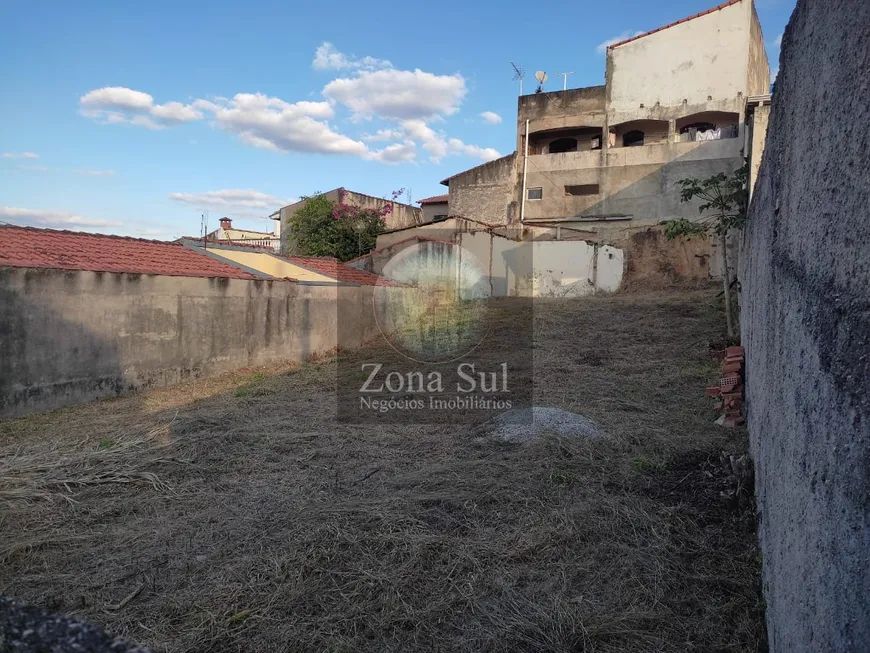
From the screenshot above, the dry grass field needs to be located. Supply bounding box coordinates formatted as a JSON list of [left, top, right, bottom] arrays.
[[0, 290, 765, 652]]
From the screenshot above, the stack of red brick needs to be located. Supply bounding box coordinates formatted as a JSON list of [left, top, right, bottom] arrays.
[[706, 345, 745, 427]]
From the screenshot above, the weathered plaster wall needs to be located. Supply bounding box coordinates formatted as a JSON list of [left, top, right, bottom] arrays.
[[421, 202, 448, 224], [740, 0, 870, 649], [343, 190, 423, 230], [457, 232, 623, 297], [523, 138, 743, 223], [747, 5, 771, 96], [747, 102, 771, 198], [0, 269, 384, 417], [376, 218, 462, 249], [446, 154, 518, 225], [606, 0, 750, 111], [517, 87, 607, 151]]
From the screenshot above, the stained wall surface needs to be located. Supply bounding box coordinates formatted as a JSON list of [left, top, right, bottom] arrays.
[[740, 0, 870, 649]]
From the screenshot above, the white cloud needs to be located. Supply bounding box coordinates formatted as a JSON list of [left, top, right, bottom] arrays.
[[150, 101, 204, 124], [323, 69, 467, 121], [367, 141, 417, 164], [362, 128, 405, 142], [312, 42, 392, 72], [397, 119, 498, 163], [80, 87, 153, 111], [205, 93, 367, 155], [447, 138, 500, 162], [17, 164, 48, 172], [0, 206, 123, 229], [774, 33, 783, 47], [400, 119, 447, 161], [480, 111, 502, 124], [168, 189, 291, 213], [2, 152, 39, 159], [596, 31, 644, 53], [75, 169, 116, 176], [80, 86, 202, 129], [77, 70, 489, 164]]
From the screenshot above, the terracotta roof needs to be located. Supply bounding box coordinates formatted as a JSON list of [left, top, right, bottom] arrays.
[[285, 255, 399, 286], [0, 226, 259, 280], [418, 194, 449, 205], [608, 0, 742, 49]]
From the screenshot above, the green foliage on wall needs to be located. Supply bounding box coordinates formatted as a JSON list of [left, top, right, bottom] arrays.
[[289, 192, 386, 262]]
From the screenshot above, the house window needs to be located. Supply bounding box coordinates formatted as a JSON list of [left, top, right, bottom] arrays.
[[623, 130, 645, 147], [565, 184, 599, 196], [548, 137, 578, 154], [527, 187, 543, 200]]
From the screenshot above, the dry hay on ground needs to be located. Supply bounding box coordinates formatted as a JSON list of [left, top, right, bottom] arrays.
[[0, 290, 765, 652]]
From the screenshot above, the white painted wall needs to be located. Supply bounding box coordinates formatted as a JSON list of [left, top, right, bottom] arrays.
[[457, 232, 624, 297], [608, 0, 750, 111]]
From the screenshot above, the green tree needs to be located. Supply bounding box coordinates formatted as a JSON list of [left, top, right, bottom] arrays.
[[664, 164, 748, 339], [289, 191, 388, 262]]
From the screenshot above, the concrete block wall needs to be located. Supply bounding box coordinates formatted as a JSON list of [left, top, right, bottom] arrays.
[[0, 269, 385, 417], [446, 154, 518, 225], [740, 0, 870, 649]]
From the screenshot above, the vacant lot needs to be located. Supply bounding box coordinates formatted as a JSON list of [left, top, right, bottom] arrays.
[[0, 290, 764, 652]]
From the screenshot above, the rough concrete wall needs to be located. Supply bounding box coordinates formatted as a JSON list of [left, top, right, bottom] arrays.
[[517, 87, 606, 123], [0, 269, 383, 417], [740, 0, 870, 649], [447, 154, 518, 225], [516, 87, 607, 151], [606, 0, 750, 111]]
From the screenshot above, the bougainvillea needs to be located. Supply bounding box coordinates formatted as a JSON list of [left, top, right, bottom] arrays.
[[289, 189, 404, 262]]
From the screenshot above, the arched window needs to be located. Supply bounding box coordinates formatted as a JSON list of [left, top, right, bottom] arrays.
[[548, 137, 578, 154], [623, 130, 644, 147]]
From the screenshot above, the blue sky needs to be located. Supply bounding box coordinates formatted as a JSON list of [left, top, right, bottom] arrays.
[[0, 0, 795, 240]]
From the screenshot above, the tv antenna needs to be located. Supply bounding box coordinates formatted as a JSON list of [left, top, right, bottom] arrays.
[[200, 211, 209, 248], [511, 62, 525, 95], [556, 71, 574, 91], [534, 70, 548, 93]]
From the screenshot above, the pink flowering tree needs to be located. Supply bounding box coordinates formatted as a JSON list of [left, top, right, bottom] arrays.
[[290, 188, 402, 261]]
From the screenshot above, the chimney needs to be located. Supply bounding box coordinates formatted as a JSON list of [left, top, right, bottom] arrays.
[[219, 217, 232, 230]]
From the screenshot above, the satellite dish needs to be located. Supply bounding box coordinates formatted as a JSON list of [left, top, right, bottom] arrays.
[[534, 70, 548, 83]]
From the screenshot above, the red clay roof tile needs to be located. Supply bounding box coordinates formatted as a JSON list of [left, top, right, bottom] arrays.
[[418, 194, 449, 205], [285, 255, 399, 286], [0, 226, 259, 280]]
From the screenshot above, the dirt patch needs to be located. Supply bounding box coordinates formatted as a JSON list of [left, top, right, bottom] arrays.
[[620, 227, 711, 288], [0, 291, 765, 652]]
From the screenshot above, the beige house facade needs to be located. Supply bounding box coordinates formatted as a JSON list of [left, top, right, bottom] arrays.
[[443, 0, 770, 243], [208, 218, 281, 252]]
